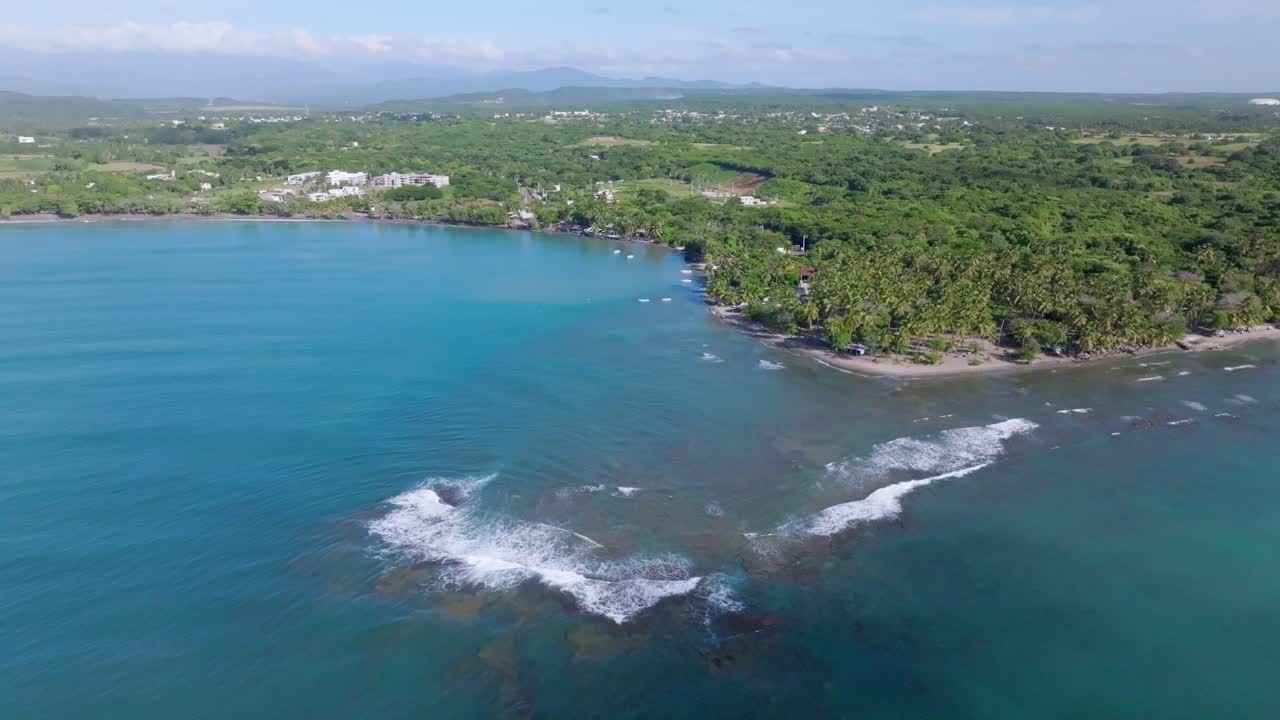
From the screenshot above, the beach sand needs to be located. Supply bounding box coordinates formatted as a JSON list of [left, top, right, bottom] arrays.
[[709, 304, 1280, 380]]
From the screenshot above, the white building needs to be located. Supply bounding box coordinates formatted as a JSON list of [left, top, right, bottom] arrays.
[[259, 189, 295, 203], [286, 171, 322, 185], [17, 136, 35, 144], [1248, 98, 1280, 106], [739, 195, 774, 206], [326, 170, 368, 186], [308, 186, 365, 202], [146, 171, 176, 180], [369, 172, 450, 188], [199, 182, 212, 190]]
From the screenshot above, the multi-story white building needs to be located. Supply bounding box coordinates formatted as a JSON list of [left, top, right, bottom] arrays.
[[369, 172, 450, 188], [286, 171, 322, 185], [326, 170, 368, 186]]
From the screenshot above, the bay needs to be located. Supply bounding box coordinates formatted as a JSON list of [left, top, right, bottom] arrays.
[[2, 221, 1278, 718]]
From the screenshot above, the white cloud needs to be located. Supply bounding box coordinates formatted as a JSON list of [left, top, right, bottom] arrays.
[[0, 21, 508, 64]]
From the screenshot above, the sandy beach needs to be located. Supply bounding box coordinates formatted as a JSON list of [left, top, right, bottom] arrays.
[[708, 304, 1280, 379]]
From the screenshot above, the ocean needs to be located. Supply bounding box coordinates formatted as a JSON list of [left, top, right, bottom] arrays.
[[2, 221, 1278, 719]]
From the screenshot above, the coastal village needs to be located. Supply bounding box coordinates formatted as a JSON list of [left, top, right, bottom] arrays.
[[256, 170, 451, 204]]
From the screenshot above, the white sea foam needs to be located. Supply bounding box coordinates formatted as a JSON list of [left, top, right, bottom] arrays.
[[1224, 364, 1256, 372], [700, 352, 724, 363], [1182, 401, 1208, 412], [370, 482, 702, 624], [681, 269, 694, 274], [704, 501, 725, 518], [1231, 394, 1257, 404], [1168, 419, 1195, 426], [614, 486, 641, 497], [800, 464, 992, 537], [417, 473, 497, 503], [1178, 371, 1192, 377], [779, 419, 1037, 539], [1136, 376, 1165, 383], [1056, 408, 1092, 415], [758, 360, 785, 370], [681, 278, 693, 283], [1139, 361, 1170, 368], [824, 418, 1038, 486], [555, 484, 606, 498]]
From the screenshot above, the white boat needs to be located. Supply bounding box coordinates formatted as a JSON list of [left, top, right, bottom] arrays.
[[626, 254, 634, 259], [661, 298, 672, 302], [637, 298, 651, 303], [613, 249, 622, 254]]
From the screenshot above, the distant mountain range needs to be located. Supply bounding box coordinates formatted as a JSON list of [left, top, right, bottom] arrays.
[[0, 50, 755, 105]]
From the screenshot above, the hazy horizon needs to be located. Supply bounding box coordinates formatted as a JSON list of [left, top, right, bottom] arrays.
[[1, 1, 1279, 100]]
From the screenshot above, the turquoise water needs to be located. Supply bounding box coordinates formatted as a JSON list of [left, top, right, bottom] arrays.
[[2, 221, 1279, 719]]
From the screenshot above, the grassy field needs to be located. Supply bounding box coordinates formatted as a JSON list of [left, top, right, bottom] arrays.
[[897, 141, 967, 154], [92, 161, 168, 172], [614, 178, 702, 199], [1072, 134, 1174, 146], [575, 136, 653, 147], [690, 142, 752, 151], [0, 154, 54, 173]]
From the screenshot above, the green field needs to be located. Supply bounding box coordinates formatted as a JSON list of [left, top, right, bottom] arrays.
[[0, 155, 54, 174]]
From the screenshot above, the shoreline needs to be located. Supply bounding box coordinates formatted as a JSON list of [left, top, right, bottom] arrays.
[[9, 212, 1275, 379], [0, 212, 675, 246], [707, 304, 1280, 379]]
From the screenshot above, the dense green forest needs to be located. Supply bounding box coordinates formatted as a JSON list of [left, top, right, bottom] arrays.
[[3, 90, 1279, 359]]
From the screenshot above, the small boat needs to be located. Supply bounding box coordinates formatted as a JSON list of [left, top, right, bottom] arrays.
[[637, 298, 651, 303], [613, 249, 622, 254], [625, 254, 634, 259], [681, 269, 693, 274], [661, 298, 672, 302], [681, 278, 693, 283]]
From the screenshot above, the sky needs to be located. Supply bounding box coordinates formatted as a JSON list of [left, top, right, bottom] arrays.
[[2, 0, 1279, 92]]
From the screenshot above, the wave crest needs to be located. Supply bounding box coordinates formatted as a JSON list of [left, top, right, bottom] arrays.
[[369, 479, 704, 624]]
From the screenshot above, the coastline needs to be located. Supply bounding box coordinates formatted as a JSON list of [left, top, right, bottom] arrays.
[[0, 211, 680, 251], [707, 304, 1280, 379], [9, 212, 1275, 380]]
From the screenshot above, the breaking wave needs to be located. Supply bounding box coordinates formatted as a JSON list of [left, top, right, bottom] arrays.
[[758, 360, 785, 370], [825, 418, 1038, 487], [1056, 408, 1092, 415], [763, 419, 1038, 541], [700, 352, 724, 363], [1182, 401, 1208, 412], [555, 484, 606, 498], [369, 478, 704, 624], [799, 464, 992, 537], [1224, 364, 1256, 372]]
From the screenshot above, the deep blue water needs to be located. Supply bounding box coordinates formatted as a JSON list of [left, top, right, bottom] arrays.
[[2, 221, 1279, 719]]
